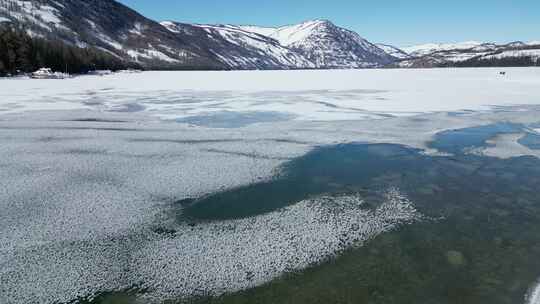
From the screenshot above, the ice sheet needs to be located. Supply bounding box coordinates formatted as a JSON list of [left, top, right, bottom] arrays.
[[2, 68, 540, 303], [2, 68, 540, 122]]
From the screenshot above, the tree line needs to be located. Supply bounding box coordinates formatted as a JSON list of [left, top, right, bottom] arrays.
[[0, 24, 139, 76], [441, 55, 540, 68]]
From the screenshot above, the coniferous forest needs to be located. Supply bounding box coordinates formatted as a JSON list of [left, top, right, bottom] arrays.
[[443, 55, 540, 68], [0, 24, 139, 76]]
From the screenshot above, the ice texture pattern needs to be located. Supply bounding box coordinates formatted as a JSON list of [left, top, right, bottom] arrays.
[[2, 68, 540, 303]]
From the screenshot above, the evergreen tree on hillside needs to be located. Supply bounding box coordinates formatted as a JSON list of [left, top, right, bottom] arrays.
[[0, 24, 139, 75], [440, 54, 539, 68]]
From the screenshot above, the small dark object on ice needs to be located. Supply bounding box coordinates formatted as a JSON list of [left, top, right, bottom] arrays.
[[500, 71, 507, 76]]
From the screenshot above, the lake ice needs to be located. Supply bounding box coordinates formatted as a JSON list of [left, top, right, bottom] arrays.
[[1, 68, 540, 303]]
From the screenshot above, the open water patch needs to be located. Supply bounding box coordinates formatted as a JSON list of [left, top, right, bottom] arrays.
[[430, 122, 524, 154], [519, 132, 540, 150]]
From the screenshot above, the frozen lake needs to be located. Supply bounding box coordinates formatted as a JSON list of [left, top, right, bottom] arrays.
[[1, 68, 540, 304], [3, 67, 540, 121]]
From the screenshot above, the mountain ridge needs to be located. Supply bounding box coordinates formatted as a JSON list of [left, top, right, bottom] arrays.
[[397, 40, 540, 68], [0, 0, 226, 69], [160, 21, 315, 70], [161, 19, 396, 69], [0, 0, 538, 72]]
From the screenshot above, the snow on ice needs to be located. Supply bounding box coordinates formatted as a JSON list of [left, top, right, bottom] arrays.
[[527, 280, 540, 304], [2, 68, 540, 303], [2, 68, 540, 121]]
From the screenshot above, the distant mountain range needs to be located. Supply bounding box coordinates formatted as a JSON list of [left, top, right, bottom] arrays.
[[0, 0, 539, 71], [397, 41, 540, 68]]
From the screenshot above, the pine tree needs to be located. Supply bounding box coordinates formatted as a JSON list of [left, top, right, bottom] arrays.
[[0, 59, 5, 75]]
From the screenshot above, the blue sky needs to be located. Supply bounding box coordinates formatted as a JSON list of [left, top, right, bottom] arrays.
[[118, 0, 540, 47]]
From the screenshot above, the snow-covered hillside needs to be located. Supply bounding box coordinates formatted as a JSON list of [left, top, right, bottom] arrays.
[[161, 20, 398, 69], [238, 20, 395, 68], [1, 0, 537, 70], [0, 1, 397, 70], [244, 20, 331, 46], [161, 22, 314, 69], [0, 0, 64, 32], [482, 49, 540, 61], [402, 41, 483, 57], [397, 40, 540, 67], [0, 0, 224, 69], [376, 44, 410, 59]]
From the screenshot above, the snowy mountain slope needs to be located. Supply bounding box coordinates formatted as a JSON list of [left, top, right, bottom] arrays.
[[481, 49, 540, 61], [161, 22, 314, 69], [239, 20, 395, 68], [0, 0, 225, 69], [402, 41, 483, 57], [376, 44, 410, 59], [237, 25, 277, 38], [397, 40, 540, 67], [1, 0, 536, 70], [0, 0, 395, 70], [263, 20, 329, 46], [0, 0, 65, 32], [162, 19, 397, 69]]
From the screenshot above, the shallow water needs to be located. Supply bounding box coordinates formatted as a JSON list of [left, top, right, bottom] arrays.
[[90, 126, 540, 304], [430, 122, 523, 154], [180, 144, 423, 221], [187, 144, 540, 304], [520, 132, 540, 150]]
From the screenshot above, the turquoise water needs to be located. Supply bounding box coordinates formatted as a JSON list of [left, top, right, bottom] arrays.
[[519, 132, 540, 150], [179, 144, 419, 221], [429, 122, 523, 154], [83, 123, 540, 304]]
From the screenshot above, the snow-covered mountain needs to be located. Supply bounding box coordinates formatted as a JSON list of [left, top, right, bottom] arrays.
[[397, 41, 540, 68], [0, 1, 397, 70], [0, 0, 225, 69], [402, 41, 483, 57], [238, 20, 395, 68], [375, 44, 410, 59], [161, 22, 314, 69], [160, 20, 397, 69], [1, 0, 537, 70]]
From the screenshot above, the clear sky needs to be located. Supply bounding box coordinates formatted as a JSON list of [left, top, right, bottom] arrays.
[[118, 0, 540, 47]]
